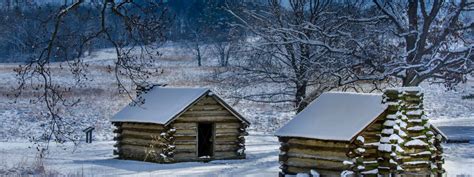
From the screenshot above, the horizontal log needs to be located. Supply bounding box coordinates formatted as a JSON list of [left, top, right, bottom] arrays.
[[286, 152, 348, 163], [121, 123, 164, 131], [287, 147, 349, 160], [285, 157, 346, 170], [119, 148, 164, 163], [216, 132, 241, 137], [181, 110, 232, 117], [403, 146, 432, 154], [215, 144, 239, 152], [174, 140, 196, 145], [175, 131, 197, 136], [120, 144, 162, 156], [287, 138, 350, 149], [176, 115, 239, 122], [193, 102, 220, 107], [402, 157, 431, 164], [215, 128, 240, 134], [172, 123, 197, 130], [215, 122, 242, 129], [176, 129, 197, 134], [189, 105, 225, 111], [286, 166, 342, 176], [361, 148, 378, 159], [174, 152, 197, 160], [120, 137, 163, 147], [175, 144, 196, 151], [174, 149, 196, 153], [121, 130, 161, 139], [402, 162, 431, 169], [195, 97, 219, 105], [284, 143, 349, 153], [175, 135, 196, 141], [215, 140, 238, 145], [120, 127, 164, 133], [215, 135, 238, 141]]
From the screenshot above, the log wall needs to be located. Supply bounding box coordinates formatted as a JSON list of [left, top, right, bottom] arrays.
[[278, 137, 352, 176], [172, 95, 246, 161], [113, 95, 247, 163], [113, 122, 171, 163]]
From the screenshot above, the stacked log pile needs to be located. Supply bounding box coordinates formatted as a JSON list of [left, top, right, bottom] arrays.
[[356, 115, 385, 176], [345, 135, 367, 175], [433, 134, 445, 175], [398, 88, 444, 175], [376, 89, 407, 175], [336, 88, 445, 176], [237, 123, 248, 157]]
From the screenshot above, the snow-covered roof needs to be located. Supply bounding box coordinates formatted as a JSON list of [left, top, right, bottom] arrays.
[[275, 92, 388, 141], [111, 87, 249, 125]]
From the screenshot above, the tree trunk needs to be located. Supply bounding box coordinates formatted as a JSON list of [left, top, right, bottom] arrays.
[[295, 81, 308, 113], [197, 46, 202, 67], [402, 70, 422, 87], [220, 51, 226, 67]]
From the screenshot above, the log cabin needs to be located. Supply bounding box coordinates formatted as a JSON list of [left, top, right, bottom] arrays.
[[275, 87, 446, 176], [111, 86, 250, 163]]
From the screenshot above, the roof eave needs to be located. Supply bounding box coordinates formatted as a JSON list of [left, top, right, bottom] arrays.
[[274, 134, 351, 143], [431, 124, 448, 141], [348, 107, 389, 143]]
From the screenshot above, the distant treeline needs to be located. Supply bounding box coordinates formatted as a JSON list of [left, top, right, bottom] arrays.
[[0, 0, 264, 63]]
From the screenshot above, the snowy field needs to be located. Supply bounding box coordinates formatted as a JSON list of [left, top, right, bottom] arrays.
[[0, 134, 280, 177], [0, 134, 472, 176], [0, 46, 473, 176]]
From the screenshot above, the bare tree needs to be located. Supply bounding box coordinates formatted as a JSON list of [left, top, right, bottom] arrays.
[[227, 0, 359, 112], [343, 0, 473, 89], [209, 29, 242, 67], [11, 0, 170, 146], [185, 28, 207, 67]]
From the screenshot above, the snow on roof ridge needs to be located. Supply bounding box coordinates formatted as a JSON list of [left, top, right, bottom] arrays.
[[154, 86, 210, 90], [384, 86, 423, 92], [325, 91, 382, 96]]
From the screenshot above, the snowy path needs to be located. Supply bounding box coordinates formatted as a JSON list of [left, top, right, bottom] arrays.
[[0, 134, 280, 177]]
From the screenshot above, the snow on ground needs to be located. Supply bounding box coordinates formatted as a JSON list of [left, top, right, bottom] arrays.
[[443, 143, 474, 176], [0, 134, 472, 176], [0, 47, 473, 176], [0, 134, 280, 177]]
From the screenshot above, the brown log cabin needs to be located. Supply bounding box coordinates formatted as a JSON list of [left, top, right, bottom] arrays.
[[275, 88, 446, 176], [111, 86, 250, 163]]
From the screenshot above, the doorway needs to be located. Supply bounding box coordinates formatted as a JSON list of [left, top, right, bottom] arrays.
[[198, 123, 214, 157]]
